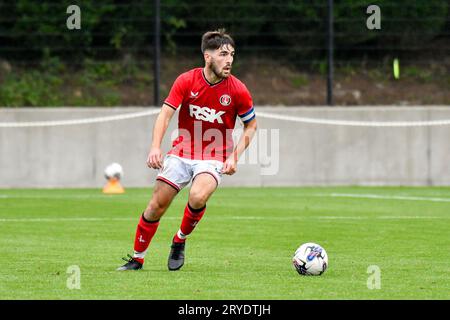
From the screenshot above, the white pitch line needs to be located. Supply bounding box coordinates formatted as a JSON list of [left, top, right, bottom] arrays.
[[0, 194, 135, 199], [0, 215, 445, 223], [0, 217, 136, 222], [1, 193, 450, 203], [318, 193, 450, 203], [230, 216, 444, 220]]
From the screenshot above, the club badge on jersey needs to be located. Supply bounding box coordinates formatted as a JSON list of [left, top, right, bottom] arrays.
[[219, 94, 232, 106]]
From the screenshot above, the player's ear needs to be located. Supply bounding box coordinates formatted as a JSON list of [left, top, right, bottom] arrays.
[[203, 51, 209, 62], [203, 50, 213, 63]]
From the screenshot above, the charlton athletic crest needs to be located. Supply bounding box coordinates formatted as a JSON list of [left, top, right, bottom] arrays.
[[219, 94, 232, 106]]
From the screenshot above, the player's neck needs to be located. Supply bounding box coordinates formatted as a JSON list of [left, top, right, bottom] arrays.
[[203, 67, 223, 85]]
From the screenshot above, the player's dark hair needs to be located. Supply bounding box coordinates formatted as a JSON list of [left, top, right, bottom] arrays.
[[201, 28, 235, 53]]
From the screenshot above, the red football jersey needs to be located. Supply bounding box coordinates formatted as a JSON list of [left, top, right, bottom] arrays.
[[164, 68, 255, 162]]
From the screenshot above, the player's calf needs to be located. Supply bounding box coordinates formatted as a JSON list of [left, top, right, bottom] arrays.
[[169, 203, 206, 270]]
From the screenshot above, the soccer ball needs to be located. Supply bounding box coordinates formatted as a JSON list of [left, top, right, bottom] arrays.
[[292, 242, 328, 276], [104, 163, 124, 180]]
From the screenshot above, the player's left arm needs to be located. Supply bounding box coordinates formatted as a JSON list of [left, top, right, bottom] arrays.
[[222, 117, 257, 175]]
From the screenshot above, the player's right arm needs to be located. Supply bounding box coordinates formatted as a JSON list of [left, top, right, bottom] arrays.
[[147, 72, 188, 169], [147, 104, 176, 169]]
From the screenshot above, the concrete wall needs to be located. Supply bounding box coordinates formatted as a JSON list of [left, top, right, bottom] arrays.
[[1, 106, 449, 188]]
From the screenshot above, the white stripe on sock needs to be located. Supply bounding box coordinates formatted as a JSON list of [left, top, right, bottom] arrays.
[[133, 249, 147, 259], [177, 229, 187, 240]]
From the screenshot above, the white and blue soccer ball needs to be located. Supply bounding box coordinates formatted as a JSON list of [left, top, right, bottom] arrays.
[[104, 163, 124, 180], [293, 242, 328, 276]]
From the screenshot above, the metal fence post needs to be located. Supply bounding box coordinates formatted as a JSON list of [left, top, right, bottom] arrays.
[[327, 0, 334, 106], [153, 0, 161, 107]]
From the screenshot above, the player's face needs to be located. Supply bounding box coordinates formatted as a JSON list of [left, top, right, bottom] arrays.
[[207, 44, 235, 79]]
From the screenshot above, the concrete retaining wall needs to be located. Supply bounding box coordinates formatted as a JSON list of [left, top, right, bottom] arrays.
[[1, 106, 449, 188]]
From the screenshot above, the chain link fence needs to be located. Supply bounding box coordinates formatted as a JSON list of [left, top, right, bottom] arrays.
[[0, 0, 448, 106]]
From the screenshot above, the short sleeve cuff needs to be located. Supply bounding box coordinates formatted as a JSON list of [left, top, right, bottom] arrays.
[[164, 101, 178, 110]]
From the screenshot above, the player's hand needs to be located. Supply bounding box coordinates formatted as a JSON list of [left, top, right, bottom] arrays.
[[222, 156, 237, 175], [147, 147, 163, 169]]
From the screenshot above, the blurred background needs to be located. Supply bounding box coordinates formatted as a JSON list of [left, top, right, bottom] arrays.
[[0, 0, 448, 107], [1, 1, 450, 188]]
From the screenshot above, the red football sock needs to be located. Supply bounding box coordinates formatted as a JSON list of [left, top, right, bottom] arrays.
[[133, 214, 160, 264], [173, 203, 206, 243]]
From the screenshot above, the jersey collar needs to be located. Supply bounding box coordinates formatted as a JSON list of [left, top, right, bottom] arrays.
[[202, 68, 225, 87]]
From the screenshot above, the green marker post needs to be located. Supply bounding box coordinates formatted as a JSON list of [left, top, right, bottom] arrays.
[[393, 58, 400, 79]]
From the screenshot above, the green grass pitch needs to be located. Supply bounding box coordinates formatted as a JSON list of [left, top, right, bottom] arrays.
[[0, 187, 449, 299]]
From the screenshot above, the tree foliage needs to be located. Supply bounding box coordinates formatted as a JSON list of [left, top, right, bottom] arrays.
[[0, 0, 447, 61]]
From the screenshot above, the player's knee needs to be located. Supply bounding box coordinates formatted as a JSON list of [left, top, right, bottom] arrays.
[[145, 198, 167, 218], [188, 190, 208, 209]]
